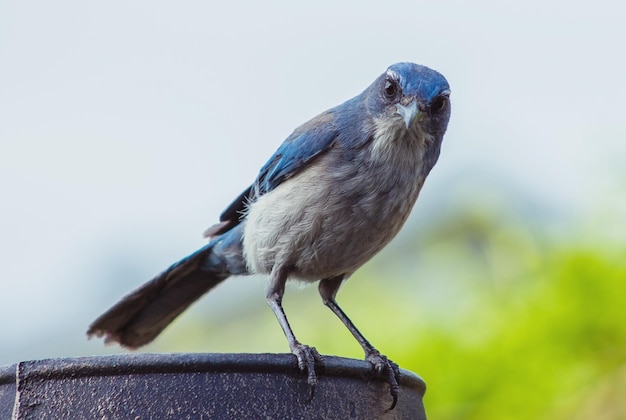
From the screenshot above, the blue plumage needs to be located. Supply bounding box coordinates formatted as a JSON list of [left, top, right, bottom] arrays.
[[89, 62, 451, 409], [256, 112, 337, 195], [257, 62, 449, 199], [209, 62, 449, 240]]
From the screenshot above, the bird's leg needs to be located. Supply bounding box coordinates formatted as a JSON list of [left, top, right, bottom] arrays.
[[319, 276, 400, 410], [266, 265, 323, 397]]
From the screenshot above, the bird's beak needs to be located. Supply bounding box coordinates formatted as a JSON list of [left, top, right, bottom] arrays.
[[396, 100, 420, 129]]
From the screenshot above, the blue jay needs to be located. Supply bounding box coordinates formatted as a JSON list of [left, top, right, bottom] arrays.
[[88, 62, 451, 407]]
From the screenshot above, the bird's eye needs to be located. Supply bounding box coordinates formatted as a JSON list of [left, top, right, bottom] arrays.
[[384, 79, 398, 99], [431, 96, 448, 113]]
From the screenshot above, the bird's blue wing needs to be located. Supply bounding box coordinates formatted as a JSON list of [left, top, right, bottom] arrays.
[[203, 110, 337, 238], [255, 110, 336, 195]]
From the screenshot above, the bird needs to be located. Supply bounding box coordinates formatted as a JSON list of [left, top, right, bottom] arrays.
[[87, 62, 451, 408]]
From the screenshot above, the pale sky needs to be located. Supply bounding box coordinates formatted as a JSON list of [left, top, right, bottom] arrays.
[[1, 1, 624, 366]]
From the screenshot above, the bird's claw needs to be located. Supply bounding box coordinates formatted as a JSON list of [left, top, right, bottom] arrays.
[[291, 342, 324, 399], [366, 349, 400, 410]]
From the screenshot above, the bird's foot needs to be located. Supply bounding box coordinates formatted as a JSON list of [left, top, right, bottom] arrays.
[[291, 342, 324, 399], [365, 349, 400, 410]]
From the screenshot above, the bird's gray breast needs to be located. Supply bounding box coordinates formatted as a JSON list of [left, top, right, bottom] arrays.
[[242, 126, 428, 281]]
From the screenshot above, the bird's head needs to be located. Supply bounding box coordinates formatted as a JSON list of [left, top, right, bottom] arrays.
[[367, 62, 451, 139]]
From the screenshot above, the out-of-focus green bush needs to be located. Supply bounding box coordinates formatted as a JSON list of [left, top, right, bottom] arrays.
[[403, 242, 625, 419]]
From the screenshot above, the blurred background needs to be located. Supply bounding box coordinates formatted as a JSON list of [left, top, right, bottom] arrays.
[[1, 1, 624, 418]]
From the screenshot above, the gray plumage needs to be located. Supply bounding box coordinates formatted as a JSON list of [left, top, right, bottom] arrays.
[[243, 122, 429, 279], [88, 62, 451, 408]]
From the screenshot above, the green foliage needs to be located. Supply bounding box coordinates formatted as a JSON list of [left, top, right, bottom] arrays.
[[406, 246, 626, 419]]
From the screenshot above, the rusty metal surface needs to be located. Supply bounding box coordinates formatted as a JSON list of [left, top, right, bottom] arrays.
[[0, 353, 426, 419]]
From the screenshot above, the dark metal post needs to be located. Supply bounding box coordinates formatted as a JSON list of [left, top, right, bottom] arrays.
[[1, 353, 426, 419]]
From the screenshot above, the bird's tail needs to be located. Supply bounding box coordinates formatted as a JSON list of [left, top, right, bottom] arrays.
[[87, 227, 247, 349]]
